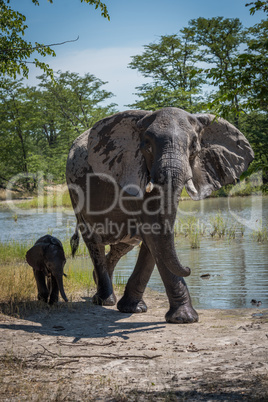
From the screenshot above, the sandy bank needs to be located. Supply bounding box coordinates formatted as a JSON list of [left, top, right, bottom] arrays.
[[0, 291, 267, 401]]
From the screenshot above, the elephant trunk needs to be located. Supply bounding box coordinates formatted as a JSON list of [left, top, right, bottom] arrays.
[[152, 234, 191, 278], [143, 153, 191, 278], [55, 274, 68, 302], [150, 146, 186, 189]]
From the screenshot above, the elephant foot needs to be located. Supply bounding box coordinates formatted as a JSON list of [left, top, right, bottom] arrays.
[[165, 304, 199, 324], [92, 292, 117, 306], [117, 295, 147, 313], [48, 296, 59, 305], [38, 294, 48, 303]]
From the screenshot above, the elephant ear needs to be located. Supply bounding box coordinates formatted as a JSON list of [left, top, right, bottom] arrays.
[[26, 243, 47, 271], [88, 111, 152, 196], [185, 114, 254, 200]]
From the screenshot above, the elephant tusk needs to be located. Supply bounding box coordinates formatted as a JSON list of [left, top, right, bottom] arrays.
[[146, 181, 154, 193], [187, 179, 198, 195]]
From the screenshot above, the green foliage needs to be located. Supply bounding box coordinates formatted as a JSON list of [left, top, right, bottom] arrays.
[[0, 0, 109, 79], [0, 0, 55, 78], [128, 32, 204, 112], [246, 1, 268, 15], [81, 0, 110, 20], [206, 20, 268, 117], [188, 17, 244, 65], [0, 72, 117, 188]]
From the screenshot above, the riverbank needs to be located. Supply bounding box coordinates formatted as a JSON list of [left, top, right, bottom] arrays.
[[0, 291, 267, 401], [0, 195, 267, 310], [1, 180, 267, 209]]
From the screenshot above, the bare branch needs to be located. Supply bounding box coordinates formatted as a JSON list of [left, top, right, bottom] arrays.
[[0, 36, 79, 54], [37, 345, 162, 360]]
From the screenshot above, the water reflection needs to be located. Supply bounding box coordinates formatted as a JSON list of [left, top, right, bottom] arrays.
[[1, 196, 267, 309]]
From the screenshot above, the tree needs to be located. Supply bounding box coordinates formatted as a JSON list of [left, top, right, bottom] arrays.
[[0, 0, 109, 79], [0, 71, 117, 186], [0, 79, 31, 175], [239, 112, 268, 177], [38, 71, 117, 134], [246, 0, 268, 15], [224, 20, 268, 114], [128, 32, 204, 111], [188, 17, 246, 125]]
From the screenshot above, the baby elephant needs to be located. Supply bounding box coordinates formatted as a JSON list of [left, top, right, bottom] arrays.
[[26, 235, 68, 304]]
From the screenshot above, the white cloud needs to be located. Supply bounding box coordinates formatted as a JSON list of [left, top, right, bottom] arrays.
[[27, 47, 148, 111]]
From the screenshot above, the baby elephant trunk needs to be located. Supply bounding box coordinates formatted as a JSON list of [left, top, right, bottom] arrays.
[[55, 274, 68, 302]]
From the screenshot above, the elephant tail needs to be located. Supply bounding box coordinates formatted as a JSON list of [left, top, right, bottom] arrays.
[[70, 224, 80, 258]]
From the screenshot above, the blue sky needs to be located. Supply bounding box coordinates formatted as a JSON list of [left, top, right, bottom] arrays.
[[13, 0, 265, 110]]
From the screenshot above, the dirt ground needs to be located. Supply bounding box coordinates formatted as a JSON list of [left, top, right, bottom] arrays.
[[0, 291, 267, 401]]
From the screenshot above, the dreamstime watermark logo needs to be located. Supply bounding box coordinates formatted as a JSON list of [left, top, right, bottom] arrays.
[[5, 170, 265, 234]]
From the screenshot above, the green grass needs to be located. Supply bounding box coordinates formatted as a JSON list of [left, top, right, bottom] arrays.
[[0, 240, 33, 264], [175, 211, 257, 244], [175, 216, 204, 248], [209, 211, 228, 238], [0, 264, 37, 305], [64, 260, 95, 296], [114, 272, 127, 290], [252, 224, 268, 243], [17, 191, 72, 209]]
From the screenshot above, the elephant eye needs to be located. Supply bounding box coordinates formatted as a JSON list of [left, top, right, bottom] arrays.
[[189, 135, 200, 158], [144, 140, 152, 153]]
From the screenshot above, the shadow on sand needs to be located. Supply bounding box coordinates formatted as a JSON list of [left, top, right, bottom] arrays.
[[0, 297, 166, 341]]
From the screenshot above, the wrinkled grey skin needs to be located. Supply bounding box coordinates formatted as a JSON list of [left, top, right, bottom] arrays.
[[26, 235, 68, 305], [66, 107, 254, 323]]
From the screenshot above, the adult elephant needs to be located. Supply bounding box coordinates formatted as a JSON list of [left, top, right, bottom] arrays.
[[66, 107, 254, 323]]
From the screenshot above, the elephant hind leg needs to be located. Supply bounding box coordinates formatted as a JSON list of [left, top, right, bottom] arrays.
[[106, 243, 134, 279], [117, 242, 155, 313], [85, 241, 116, 306]]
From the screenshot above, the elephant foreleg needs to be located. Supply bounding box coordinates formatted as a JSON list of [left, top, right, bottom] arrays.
[[117, 242, 155, 313], [140, 229, 198, 323], [48, 276, 59, 305], [33, 270, 49, 303], [157, 266, 198, 324]]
